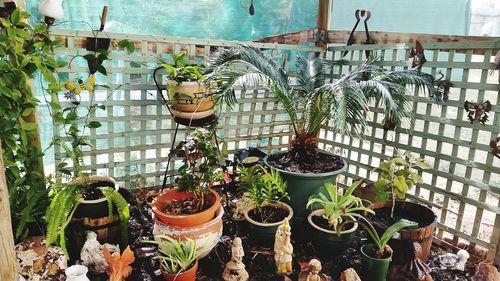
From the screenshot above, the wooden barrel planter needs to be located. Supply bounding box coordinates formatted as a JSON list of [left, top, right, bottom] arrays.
[[371, 200, 437, 264], [65, 176, 124, 262]]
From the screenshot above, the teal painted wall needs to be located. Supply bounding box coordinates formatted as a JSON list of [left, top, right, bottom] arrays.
[[331, 0, 470, 35], [26, 0, 318, 40]]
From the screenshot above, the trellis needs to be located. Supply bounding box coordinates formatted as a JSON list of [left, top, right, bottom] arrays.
[[322, 41, 500, 260], [49, 30, 500, 260]]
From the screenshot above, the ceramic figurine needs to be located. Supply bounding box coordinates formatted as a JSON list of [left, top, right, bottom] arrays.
[[222, 237, 249, 281], [298, 259, 328, 281], [65, 265, 90, 281], [438, 249, 470, 271], [274, 219, 293, 275], [80, 232, 120, 274], [103, 245, 135, 281], [232, 193, 252, 221]]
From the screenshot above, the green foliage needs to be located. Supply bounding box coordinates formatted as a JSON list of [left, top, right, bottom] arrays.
[[0, 9, 65, 238], [162, 51, 207, 83], [356, 216, 418, 255], [170, 128, 224, 211], [101, 187, 130, 245], [238, 165, 289, 220], [207, 45, 435, 164], [147, 235, 200, 274], [374, 151, 431, 217], [306, 180, 374, 233]]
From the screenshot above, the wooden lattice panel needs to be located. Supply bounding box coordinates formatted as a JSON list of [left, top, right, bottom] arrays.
[[323, 41, 500, 258], [50, 30, 317, 189]]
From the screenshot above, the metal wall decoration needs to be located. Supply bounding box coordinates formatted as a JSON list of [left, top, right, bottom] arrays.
[[464, 100, 492, 125], [491, 136, 500, 159], [409, 41, 427, 70], [432, 71, 453, 103]]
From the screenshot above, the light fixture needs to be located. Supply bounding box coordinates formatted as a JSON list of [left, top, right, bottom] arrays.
[[38, 0, 64, 25]]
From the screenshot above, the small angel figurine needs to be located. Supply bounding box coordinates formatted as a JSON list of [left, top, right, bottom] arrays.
[[274, 219, 293, 275], [223, 237, 249, 281], [298, 259, 328, 281]]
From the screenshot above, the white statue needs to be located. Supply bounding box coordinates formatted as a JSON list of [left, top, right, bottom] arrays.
[[274, 219, 293, 275], [80, 232, 120, 274], [232, 193, 252, 221], [223, 237, 249, 281], [298, 259, 328, 281]]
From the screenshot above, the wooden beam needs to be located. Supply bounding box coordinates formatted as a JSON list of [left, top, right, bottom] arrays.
[[0, 142, 18, 281], [254, 29, 314, 44], [326, 30, 499, 45], [315, 0, 331, 48]]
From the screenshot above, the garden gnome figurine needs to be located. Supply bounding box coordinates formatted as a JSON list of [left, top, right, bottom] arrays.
[[274, 219, 293, 275], [223, 237, 249, 281], [298, 259, 328, 281]]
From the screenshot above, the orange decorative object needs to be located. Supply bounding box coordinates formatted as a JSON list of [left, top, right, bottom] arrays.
[[103, 245, 135, 281]]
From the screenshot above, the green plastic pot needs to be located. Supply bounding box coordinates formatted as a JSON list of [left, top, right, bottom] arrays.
[[308, 211, 357, 256], [360, 244, 392, 281], [243, 201, 293, 247], [264, 151, 347, 224]]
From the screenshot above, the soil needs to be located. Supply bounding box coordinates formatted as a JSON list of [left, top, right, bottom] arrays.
[[370, 205, 435, 230], [85, 188, 482, 281], [82, 181, 115, 200], [162, 197, 212, 215], [247, 206, 289, 224], [311, 215, 355, 232], [267, 151, 344, 173]]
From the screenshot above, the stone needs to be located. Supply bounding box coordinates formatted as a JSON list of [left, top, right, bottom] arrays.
[[80, 232, 120, 274], [298, 259, 328, 281], [339, 268, 361, 281]]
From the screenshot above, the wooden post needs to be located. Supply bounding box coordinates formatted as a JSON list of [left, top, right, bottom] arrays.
[[315, 0, 332, 48], [0, 142, 18, 281]]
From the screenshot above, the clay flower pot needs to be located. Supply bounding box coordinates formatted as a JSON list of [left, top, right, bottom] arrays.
[[166, 80, 215, 120], [152, 188, 221, 227], [161, 259, 198, 281]]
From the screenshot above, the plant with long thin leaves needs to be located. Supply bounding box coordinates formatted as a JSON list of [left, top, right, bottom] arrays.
[[207, 45, 435, 166], [147, 235, 200, 274], [306, 180, 374, 233], [355, 216, 418, 257]]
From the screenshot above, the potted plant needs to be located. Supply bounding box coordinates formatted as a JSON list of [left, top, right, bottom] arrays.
[[153, 128, 223, 226], [357, 217, 418, 281], [306, 180, 374, 255], [207, 45, 435, 223], [370, 151, 436, 263], [147, 235, 200, 281], [160, 51, 215, 120], [238, 165, 293, 246]]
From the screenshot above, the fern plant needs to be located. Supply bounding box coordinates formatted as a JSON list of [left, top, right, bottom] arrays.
[[45, 180, 130, 256], [207, 45, 435, 167], [238, 165, 289, 221]]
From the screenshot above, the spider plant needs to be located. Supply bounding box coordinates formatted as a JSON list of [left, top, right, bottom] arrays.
[[356, 217, 418, 258], [207, 45, 434, 167], [147, 235, 200, 274], [306, 180, 374, 233]]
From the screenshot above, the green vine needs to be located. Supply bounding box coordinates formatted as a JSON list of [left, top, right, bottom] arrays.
[[0, 9, 65, 239]]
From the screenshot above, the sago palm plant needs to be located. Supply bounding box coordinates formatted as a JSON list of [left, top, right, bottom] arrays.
[[207, 45, 434, 170]]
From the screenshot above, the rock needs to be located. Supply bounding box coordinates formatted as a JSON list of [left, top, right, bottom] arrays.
[[15, 236, 67, 281], [472, 261, 500, 281], [340, 268, 361, 281], [80, 232, 120, 274]]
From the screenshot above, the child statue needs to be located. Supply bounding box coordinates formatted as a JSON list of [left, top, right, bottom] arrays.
[[298, 259, 328, 281], [274, 219, 293, 275], [223, 237, 249, 281]]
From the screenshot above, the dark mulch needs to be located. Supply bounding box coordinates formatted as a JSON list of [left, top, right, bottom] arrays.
[[88, 189, 481, 281], [369, 205, 435, 230], [267, 152, 344, 174], [248, 206, 289, 224]]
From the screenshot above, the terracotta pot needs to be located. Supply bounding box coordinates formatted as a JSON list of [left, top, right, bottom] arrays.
[[169, 108, 215, 120], [152, 188, 221, 227], [161, 259, 198, 281], [308, 210, 358, 256], [153, 206, 223, 258], [243, 201, 293, 247]]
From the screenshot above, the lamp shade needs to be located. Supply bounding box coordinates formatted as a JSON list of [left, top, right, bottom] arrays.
[[38, 0, 64, 20]]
